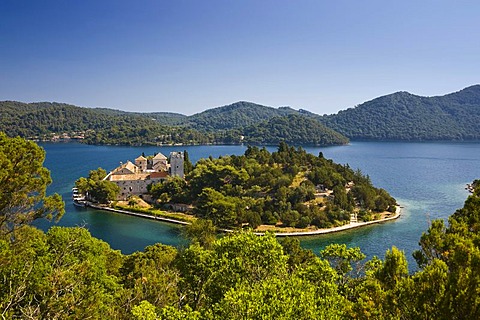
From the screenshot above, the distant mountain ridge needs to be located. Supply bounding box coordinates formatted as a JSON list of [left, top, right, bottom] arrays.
[[1, 84, 480, 144], [319, 85, 480, 141], [0, 100, 348, 146]]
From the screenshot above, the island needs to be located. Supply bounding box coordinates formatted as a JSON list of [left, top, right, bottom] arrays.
[[75, 142, 399, 235]]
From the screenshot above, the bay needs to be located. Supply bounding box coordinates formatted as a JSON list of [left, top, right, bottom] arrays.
[[36, 141, 480, 268]]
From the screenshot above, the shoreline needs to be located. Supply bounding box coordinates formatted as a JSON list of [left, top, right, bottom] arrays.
[[85, 202, 403, 237], [259, 205, 403, 237], [86, 203, 190, 225]]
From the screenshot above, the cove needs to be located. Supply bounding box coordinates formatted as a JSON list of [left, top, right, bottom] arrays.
[[35, 141, 480, 267]]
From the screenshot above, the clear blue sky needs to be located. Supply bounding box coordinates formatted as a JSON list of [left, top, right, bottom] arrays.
[[1, 0, 479, 115]]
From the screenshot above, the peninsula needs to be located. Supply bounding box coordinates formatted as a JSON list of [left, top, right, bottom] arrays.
[[75, 142, 398, 235]]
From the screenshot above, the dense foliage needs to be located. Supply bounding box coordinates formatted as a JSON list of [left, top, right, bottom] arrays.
[[242, 114, 349, 146], [150, 142, 396, 229], [0, 101, 215, 146], [186, 101, 297, 131], [0, 101, 348, 146], [1, 134, 480, 319], [75, 168, 120, 204], [2, 185, 480, 318], [0, 132, 64, 234], [3, 85, 480, 145], [320, 85, 480, 141]]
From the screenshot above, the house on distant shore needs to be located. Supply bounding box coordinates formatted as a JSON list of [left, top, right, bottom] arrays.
[[104, 152, 184, 200]]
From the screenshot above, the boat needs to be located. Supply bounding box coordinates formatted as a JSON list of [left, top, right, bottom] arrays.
[[72, 187, 87, 207]]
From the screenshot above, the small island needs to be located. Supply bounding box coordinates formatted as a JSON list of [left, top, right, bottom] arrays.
[[75, 142, 399, 235]]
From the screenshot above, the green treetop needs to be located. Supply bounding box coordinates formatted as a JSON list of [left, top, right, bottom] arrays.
[[0, 132, 64, 235]]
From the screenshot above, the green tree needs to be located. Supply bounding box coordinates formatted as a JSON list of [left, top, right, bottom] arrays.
[[120, 243, 179, 314], [149, 176, 188, 204], [183, 150, 194, 175], [194, 188, 238, 228], [212, 275, 347, 319], [280, 237, 316, 271], [175, 231, 288, 311], [375, 246, 409, 290], [132, 300, 157, 320], [183, 219, 217, 249], [333, 185, 350, 210], [175, 244, 215, 310], [320, 243, 366, 289], [0, 226, 123, 319], [75, 168, 119, 204], [402, 259, 448, 319], [0, 132, 64, 234]]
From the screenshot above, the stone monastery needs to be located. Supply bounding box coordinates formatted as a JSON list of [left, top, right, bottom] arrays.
[[104, 151, 184, 200]]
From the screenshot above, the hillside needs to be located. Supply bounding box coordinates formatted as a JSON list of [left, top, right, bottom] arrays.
[[3, 85, 480, 144], [92, 108, 188, 126], [0, 101, 211, 145], [0, 100, 347, 146], [149, 143, 395, 229], [242, 114, 349, 146], [187, 101, 299, 131], [319, 85, 480, 141]]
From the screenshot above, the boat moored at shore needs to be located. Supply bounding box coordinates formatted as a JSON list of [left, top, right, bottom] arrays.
[[72, 187, 86, 207]]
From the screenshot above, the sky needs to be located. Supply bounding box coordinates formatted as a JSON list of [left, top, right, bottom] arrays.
[[1, 1, 479, 115]]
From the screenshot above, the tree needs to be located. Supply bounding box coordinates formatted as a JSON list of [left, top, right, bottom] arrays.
[[211, 275, 347, 319], [0, 226, 123, 319], [204, 231, 288, 306], [374, 246, 409, 290], [131, 300, 157, 320], [183, 219, 217, 249], [183, 150, 193, 175], [175, 231, 288, 311], [120, 243, 179, 314], [333, 185, 350, 210], [92, 180, 120, 204], [194, 188, 238, 228], [149, 176, 188, 204], [75, 168, 119, 204], [280, 237, 316, 271], [320, 243, 366, 289], [410, 188, 480, 319], [0, 132, 64, 234]]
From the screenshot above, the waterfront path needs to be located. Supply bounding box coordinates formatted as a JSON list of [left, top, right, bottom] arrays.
[[260, 206, 403, 237], [87, 203, 403, 237], [87, 203, 190, 225]]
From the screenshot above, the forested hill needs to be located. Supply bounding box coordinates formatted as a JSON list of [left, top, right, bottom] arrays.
[[242, 114, 349, 146], [3, 84, 480, 144], [186, 101, 299, 130], [319, 85, 480, 141], [0, 101, 212, 145], [0, 100, 348, 146]]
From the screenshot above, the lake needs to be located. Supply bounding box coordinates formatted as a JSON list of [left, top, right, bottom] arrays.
[[36, 141, 480, 269]]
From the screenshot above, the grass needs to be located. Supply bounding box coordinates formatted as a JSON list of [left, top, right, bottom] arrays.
[[113, 204, 197, 224]]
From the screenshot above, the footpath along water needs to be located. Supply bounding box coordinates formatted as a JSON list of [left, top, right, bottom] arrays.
[[36, 142, 480, 267]]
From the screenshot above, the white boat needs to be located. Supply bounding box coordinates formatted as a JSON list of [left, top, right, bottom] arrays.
[[72, 187, 87, 207]]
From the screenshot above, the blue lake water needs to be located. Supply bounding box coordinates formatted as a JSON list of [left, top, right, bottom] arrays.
[[36, 142, 480, 269]]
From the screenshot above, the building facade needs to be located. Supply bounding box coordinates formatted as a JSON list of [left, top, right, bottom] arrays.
[[105, 152, 184, 200], [170, 151, 185, 178]]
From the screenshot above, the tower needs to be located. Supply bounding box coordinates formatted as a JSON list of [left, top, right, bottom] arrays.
[[135, 155, 147, 172], [152, 153, 168, 172], [169, 151, 184, 178]]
